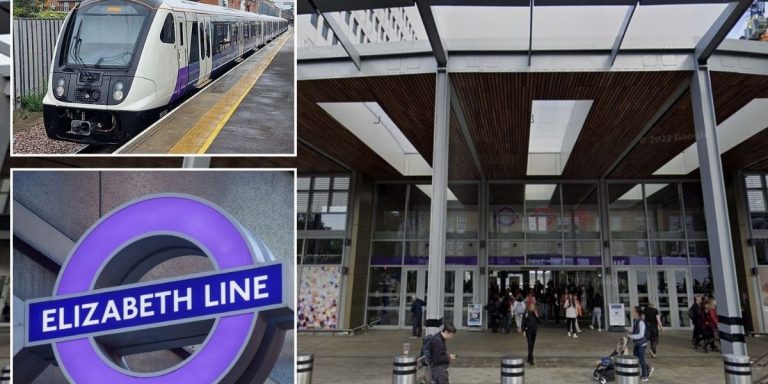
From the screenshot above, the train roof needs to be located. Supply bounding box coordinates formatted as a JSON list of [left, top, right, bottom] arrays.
[[78, 0, 288, 21]]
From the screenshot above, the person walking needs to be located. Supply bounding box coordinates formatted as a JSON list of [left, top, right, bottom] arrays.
[[628, 306, 654, 382], [410, 295, 426, 338], [523, 303, 541, 365], [644, 302, 662, 357], [540, 286, 551, 324], [690, 295, 703, 349], [575, 295, 583, 333], [430, 323, 457, 384], [513, 295, 527, 333], [701, 297, 719, 353], [501, 294, 512, 334], [590, 290, 604, 332], [565, 294, 578, 338], [485, 294, 500, 333]]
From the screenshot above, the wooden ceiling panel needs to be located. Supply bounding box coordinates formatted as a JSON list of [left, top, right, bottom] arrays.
[[449, 110, 480, 180], [610, 72, 768, 179], [452, 72, 690, 179], [721, 126, 768, 173], [562, 71, 691, 179]]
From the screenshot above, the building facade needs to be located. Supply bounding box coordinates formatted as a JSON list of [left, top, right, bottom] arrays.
[[296, 175, 730, 331], [294, 4, 768, 361], [297, 8, 419, 47]]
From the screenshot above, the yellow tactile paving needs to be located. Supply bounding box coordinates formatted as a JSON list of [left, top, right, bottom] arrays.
[[168, 31, 291, 154]]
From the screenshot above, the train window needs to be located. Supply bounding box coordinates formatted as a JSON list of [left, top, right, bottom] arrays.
[[206, 22, 211, 57], [189, 21, 199, 63], [179, 22, 184, 46], [160, 14, 175, 44]]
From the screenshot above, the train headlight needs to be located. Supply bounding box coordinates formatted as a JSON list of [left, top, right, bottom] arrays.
[[112, 81, 125, 101], [55, 78, 65, 98]]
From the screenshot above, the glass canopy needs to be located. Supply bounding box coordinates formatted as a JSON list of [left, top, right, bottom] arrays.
[[298, 2, 761, 52]]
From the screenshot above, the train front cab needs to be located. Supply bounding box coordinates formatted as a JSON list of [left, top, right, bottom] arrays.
[[42, 0, 177, 144]]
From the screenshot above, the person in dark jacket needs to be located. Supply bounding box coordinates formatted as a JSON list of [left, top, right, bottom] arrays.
[[410, 295, 426, 338], [628, 306, 654, 381], [690, 295, 703, 349], [644, 302, 662, 357], [500, 294, 512, 334], [523, 303, 541, 365], [429, 323, 457, 384], [590, 291, 604, 332]]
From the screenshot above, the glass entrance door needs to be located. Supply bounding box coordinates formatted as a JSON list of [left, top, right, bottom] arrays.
[[616, 267, 692, 329], [652, 268, 692, 328], [445, 268, 478, 329], [615, 268, 649, 327], [401, 267, 428, 328]]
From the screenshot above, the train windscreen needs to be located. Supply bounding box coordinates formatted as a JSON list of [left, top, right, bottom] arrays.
[[65, 0, 151, 68]]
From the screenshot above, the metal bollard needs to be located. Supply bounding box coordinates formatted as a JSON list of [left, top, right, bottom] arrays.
[[392, 355, 418, 384], [723, 354, 752, 384], [500, 356, 525, 384], [297, 353, 314, 384], [615, 355, 640, 384]]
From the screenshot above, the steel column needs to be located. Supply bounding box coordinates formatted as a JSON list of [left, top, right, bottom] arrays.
[[690, 65, 747, 356], [425, 69, 451, 335], [182, 157, 211, 168], [478, 181, 488, 330]]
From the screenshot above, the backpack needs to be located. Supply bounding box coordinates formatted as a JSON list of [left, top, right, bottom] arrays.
[[514, 301, 526, 315], [420, 334, 435, 363]]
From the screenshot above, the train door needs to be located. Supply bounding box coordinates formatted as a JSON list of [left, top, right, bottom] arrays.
[[197, 16, 212, 86], [175, 12, 187, 94], [237, 19, 244, 57]]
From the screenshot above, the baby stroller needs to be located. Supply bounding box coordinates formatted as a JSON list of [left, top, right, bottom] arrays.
[[593, 337, 628, 384]]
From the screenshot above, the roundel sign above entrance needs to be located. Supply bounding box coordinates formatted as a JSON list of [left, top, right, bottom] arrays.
[[25, 194, 291, 384]]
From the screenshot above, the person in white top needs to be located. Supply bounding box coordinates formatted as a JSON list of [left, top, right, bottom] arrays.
[[513, 296, 526, 333], [565, 294, 578, 338]]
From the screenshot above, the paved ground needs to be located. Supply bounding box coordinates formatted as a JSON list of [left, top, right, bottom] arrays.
[[208, 29, 294, 154], [298, 326, 768, 383], [118, 29, 293, 155]]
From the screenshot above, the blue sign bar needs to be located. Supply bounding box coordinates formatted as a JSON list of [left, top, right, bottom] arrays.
[[28, 264, 282, 344]]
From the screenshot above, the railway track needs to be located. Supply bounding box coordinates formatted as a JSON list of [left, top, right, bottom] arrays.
[[75, 144, 119, 154]]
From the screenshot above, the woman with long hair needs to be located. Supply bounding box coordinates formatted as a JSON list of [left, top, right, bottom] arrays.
[[701, 297, 719, 353], [565, 294, 578, 338]]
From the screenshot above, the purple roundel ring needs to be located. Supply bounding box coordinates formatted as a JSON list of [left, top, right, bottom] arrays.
[[53, 195, 265, 383]]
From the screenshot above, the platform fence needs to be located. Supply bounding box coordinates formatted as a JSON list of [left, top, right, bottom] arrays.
[[13, 18, 65, 109]]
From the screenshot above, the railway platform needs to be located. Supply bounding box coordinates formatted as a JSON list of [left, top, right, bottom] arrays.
[[116, 29, 294, 155]]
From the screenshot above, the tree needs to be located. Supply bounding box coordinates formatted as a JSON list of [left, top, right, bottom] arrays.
[[14, 0, 42, 17]]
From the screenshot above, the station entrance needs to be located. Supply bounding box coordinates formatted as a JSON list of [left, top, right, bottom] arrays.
[[487, 268, 603, 328], [400, 266, 479, 330]]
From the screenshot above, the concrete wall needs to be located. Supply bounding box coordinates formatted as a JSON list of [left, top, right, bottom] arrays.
[[12, 170, 295, 383]]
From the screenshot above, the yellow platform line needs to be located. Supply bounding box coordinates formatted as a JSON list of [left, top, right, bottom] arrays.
[[168, 31, 291, 154]]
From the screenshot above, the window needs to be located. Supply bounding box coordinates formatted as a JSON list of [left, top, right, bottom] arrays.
[[160, 14, 175, 44], [178, 22, 184, 46], [321, 21, 329, 40], [353, 19, 359, 35], [746, 175, 768, 230], [189, 21, 199, 63], [310, 12, 318, 27], [345, 11, 351, 24], [298, 176, 351, 265], [205, 22, 211, 57]]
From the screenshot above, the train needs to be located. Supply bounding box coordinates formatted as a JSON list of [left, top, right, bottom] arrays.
[[42, 0, 289, 145]]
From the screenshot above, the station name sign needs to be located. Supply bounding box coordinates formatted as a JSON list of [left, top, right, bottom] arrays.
[[27, 263, 282, 344]]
